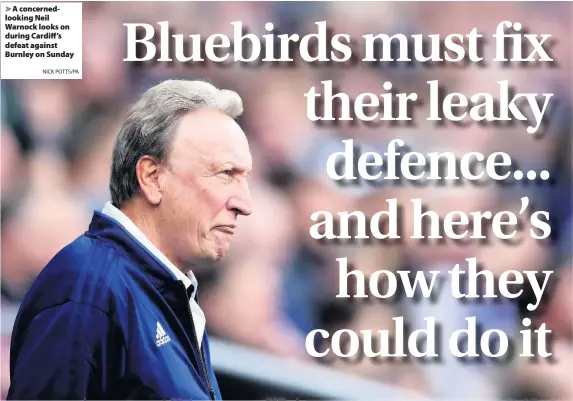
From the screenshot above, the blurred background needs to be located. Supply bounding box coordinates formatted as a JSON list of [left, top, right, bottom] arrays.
[[1, 1, 572, 400]]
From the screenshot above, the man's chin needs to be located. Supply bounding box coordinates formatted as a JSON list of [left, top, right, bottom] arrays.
[[197, 237, 232, 262], [211, 243, 230, 262]]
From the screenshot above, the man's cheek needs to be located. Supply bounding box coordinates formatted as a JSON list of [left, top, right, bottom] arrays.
[[202, 186, 228, 214]]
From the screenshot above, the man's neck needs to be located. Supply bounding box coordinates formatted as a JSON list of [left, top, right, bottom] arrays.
[[118, 200, 198, 275], [121, 202, 171, 263]]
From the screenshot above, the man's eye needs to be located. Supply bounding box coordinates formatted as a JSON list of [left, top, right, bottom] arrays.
[[221, 170, 232, 176]]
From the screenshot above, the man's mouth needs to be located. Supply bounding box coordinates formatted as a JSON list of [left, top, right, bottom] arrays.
[[214, 225, 236, 235]]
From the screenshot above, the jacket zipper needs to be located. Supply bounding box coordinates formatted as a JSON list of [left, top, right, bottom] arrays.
[[179, 281, 215, 400]]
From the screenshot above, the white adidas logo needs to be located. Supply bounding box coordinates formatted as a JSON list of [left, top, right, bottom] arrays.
[[156, 322, 171, 347]]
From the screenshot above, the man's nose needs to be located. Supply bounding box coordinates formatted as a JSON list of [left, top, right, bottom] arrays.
[[227, 184, 253, 216]]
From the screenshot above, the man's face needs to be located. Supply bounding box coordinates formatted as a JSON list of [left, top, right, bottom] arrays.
[[160, 109, 253, 263]]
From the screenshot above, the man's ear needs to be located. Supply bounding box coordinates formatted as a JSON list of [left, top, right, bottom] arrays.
[[136, 156, 164, 205]]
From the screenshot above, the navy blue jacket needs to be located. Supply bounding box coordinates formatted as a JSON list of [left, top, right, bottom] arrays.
[[8, 211, 222, 400]]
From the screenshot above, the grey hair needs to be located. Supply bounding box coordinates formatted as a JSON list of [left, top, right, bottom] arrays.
[[109, 79, 243, 207]]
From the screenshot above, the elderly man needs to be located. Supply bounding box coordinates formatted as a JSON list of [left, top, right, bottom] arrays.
[[7, 80, 253, 400]]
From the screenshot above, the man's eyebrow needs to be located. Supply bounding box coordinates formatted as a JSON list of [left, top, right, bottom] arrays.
[[232, 165, 250, 174], [213, 163, 251, 173], [233, 164, 254, 176]]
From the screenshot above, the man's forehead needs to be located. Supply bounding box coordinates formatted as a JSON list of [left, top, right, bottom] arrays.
[[171, 109, 251, 167]]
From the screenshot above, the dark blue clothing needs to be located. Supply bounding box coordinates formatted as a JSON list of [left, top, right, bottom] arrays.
[[8, 212, 221, 400]]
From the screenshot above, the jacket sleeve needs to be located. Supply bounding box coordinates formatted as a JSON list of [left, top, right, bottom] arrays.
[[7, 301, 123, 400]]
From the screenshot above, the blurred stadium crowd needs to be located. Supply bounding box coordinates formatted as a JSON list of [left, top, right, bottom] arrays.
[[1, 2, 572, 400]]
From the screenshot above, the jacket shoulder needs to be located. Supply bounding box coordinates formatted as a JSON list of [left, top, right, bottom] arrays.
[[21, 233, 132, 315]]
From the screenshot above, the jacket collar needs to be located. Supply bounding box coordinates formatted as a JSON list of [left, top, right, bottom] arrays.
[[100, 202, 198, 294], [87, 209, 192, 295]]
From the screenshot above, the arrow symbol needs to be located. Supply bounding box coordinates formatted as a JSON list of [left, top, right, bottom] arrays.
[[6, 6, 11, 11]]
